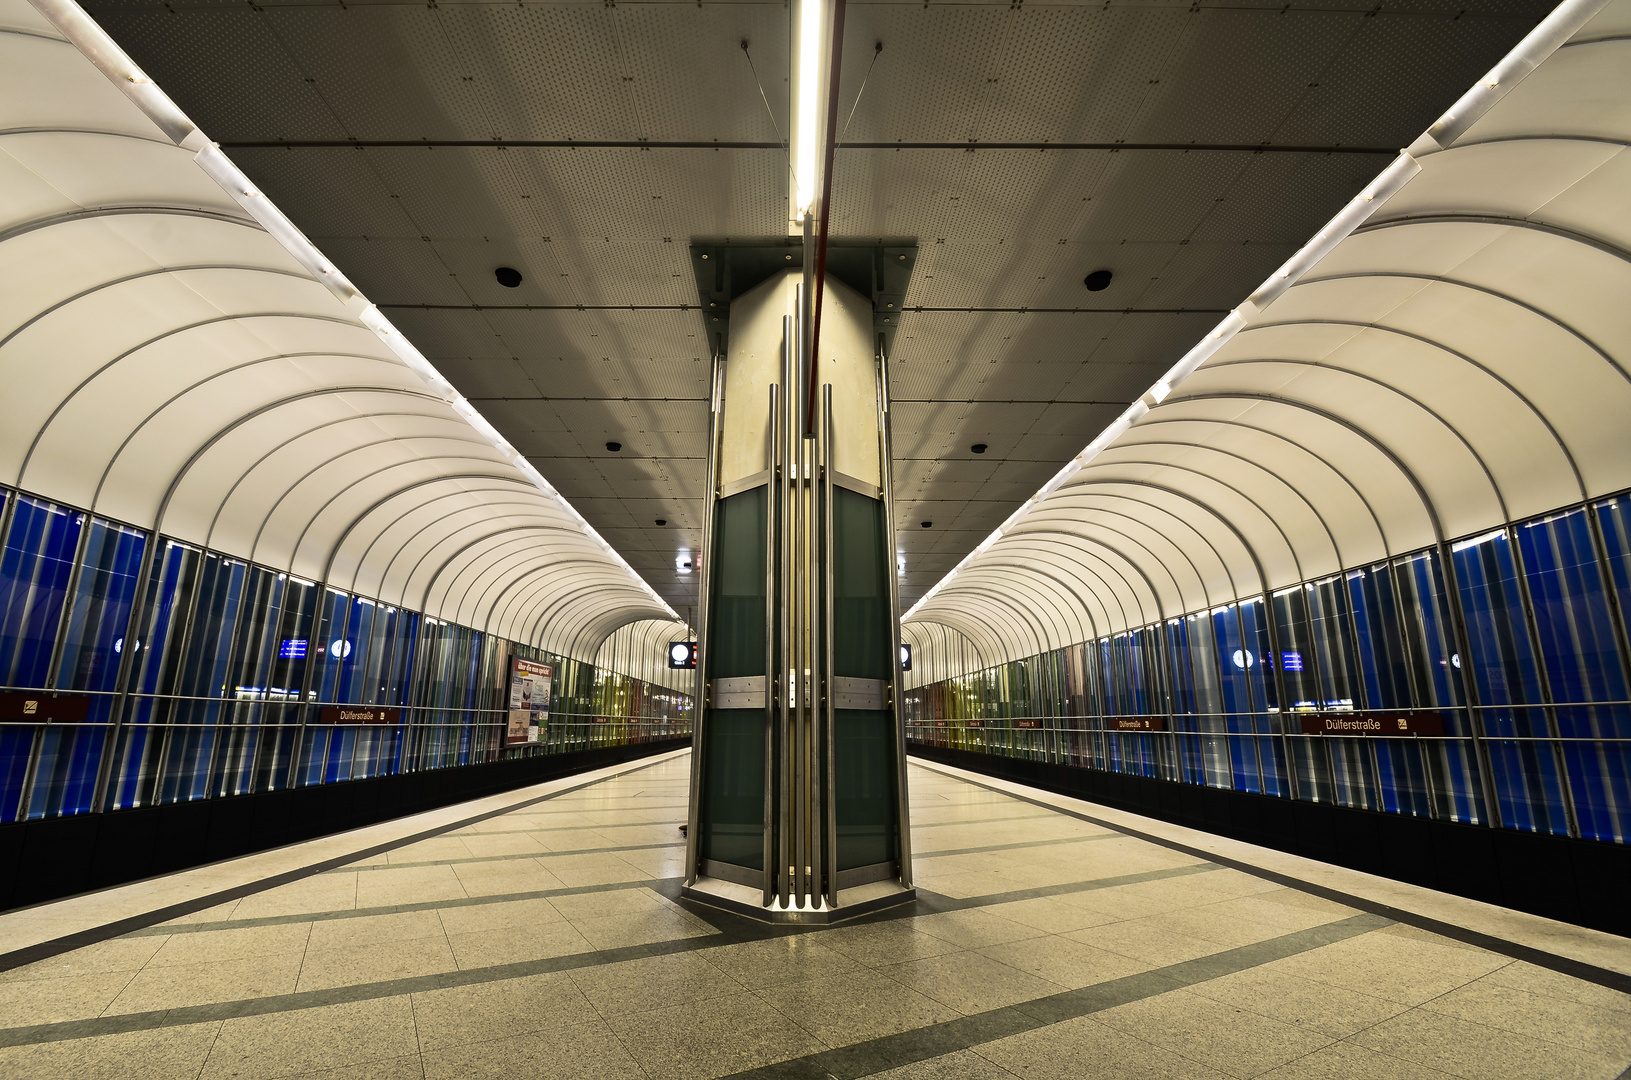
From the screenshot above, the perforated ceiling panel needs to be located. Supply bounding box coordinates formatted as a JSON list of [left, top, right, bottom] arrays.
[[82, 0, 1551, 629]]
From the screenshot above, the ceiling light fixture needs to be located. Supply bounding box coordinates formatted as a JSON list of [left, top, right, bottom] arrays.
[[793, 0, 825, 221]]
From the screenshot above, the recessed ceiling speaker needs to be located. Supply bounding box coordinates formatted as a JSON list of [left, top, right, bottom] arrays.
[[495, 266, 523, 288], [970, 443, 988, 454], [1083, 269, 1113, 292], [605, 441, 622, 452]]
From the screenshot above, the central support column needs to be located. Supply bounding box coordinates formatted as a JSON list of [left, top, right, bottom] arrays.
[[683, 265, 913, 922]]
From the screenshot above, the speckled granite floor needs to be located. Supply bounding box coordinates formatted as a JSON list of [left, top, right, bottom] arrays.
[[1, 753, 1627, 1080]]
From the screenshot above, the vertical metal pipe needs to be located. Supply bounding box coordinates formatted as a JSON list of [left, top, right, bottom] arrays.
[[822, 383, 838, 907], [877, 335, 913, 887], [763, 380, 780, 906], [778, 310, 794, 906], [684, 350, 723, 885]]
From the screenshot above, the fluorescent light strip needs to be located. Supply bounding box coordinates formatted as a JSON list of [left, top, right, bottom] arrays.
[[906, 0, 1602, 625], [794, 0, 824, 219], [35, 0, 679, 624]]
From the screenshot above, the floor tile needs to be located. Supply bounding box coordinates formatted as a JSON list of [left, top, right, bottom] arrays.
[[607, 990, 825, 1080], [1184, 965, 1408, 1038], [1095, 989, 1336, 1078], [978, 1013, 1232, 1080], [106, 950, 306, 1014], [411, 970, 600, 1051], [869, 1048, 1021, 1079], [296, 933, 457, 992], [763, 966, 961, 1045], [976, 933, 1154, 989], [0, 1019, 222, 1080], [569, 950, 743, 1018], [910, 908, 1045, 950], [703, 933, 862, 989], [200, 997, 419, 1080], [1349, 1007, 1628, 1080], [1255, 1041, 1462, 1080], [421, 1024, 638, 1080], [883, 948, 1068, 1014]]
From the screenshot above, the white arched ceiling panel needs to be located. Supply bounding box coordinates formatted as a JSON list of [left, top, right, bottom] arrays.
[[180, 413, 477, 550], [594, 619, 695, 693], [360, 494, 554, 602], [0, 1, 679, 662], [1121, 419, 1388, 569], [908, 0, 1631, 671]]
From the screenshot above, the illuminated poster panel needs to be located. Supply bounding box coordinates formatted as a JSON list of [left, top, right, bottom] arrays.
[[507, 658, 553, 746]]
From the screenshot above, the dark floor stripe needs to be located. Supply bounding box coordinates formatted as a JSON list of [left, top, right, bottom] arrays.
[[914, 832, 1121, 861], [124, 878, 670, 937], [915, 861, 1217, 912], [716, 913, 1394, 1080], [0, 751, 687, 974], [331, 838, 685, 874], [911, 756, 1631, 996]]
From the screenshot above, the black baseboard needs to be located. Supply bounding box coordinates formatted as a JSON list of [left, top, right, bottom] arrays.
[[0, 738, 689, 912], [909, 742, 1631, 938]]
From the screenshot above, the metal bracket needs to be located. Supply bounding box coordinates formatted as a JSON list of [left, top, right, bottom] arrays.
[[831, 676, 887, 711], [689, 239, 919, 358], [710, 675, 766, 709]]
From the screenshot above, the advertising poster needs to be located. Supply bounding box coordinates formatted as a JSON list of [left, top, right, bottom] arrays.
[[506, 658, 553, 746]]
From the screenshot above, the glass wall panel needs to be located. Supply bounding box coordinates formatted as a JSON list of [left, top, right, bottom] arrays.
[[1453, 530, 1568, 834], [1518, 509, 1631, 842]]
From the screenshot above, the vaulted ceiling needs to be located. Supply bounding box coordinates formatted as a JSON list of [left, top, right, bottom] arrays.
[[79, 0, 1551, 617]]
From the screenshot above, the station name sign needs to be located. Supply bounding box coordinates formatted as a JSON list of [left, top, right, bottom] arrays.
[[1109, 716, 1167, 731], [316, 706, 401, 724], [1299, 711, 1444, 737], [0, 693, 91, 722]]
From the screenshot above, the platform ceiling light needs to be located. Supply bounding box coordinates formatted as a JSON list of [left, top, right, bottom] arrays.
[[32, 0, 682, 626], [901, 0, 1604, 625], [793, 0, 827, 220]]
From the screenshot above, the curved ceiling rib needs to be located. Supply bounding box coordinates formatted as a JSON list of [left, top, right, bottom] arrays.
[[906, 1, 1631, 677], [0, 5, 678, 659]]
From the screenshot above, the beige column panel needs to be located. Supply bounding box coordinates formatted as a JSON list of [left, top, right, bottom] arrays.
[[817, 274, 883, 491], [718, 268, 881, 490], [718, 271, 788, 488]]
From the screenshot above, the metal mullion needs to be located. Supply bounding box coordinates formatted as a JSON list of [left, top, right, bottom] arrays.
[[684, 350, 722, 886], [878, 335, 912, 888]]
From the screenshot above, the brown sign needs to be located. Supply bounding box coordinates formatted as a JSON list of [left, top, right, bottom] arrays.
[[316, 706, 400, 725], [1014, 719, 1043, 729], [1299, 711, 1444, 737], [965, 719, 984, 728], [1110, 716, 1167, 731], [0, 693, 91, 723]]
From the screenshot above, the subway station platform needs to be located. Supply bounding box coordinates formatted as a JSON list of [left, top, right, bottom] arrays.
[[1, 752, 1626, 1080]]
